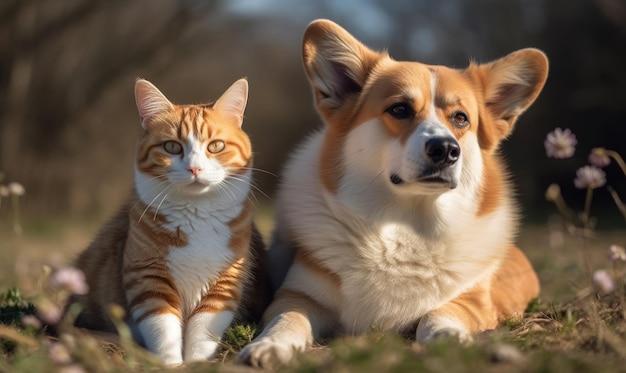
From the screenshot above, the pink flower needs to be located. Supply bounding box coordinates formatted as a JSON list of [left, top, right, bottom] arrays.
[[593, 269, 615, 295], [588, 148, 611, 168], [544, 128, 577, 159], [21, 315, 42, 329], [59, 365, 86, 373], [37, 302, 62, 325], [51, 267, 89, 295], [608, 245, 626, 261], [48, 342, 72, 364], [573, 166, 606, 189]]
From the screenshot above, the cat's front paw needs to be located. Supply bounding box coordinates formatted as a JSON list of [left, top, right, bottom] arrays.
[[238, 337, 295, 369], [184, 340, 219, 362], [159, 353, 184, 366]]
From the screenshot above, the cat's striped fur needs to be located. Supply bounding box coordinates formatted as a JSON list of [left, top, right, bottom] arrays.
[[69, 78, 268, 365]]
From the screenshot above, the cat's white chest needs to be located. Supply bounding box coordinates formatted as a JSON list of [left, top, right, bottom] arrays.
[[164, 205, 238, 317]]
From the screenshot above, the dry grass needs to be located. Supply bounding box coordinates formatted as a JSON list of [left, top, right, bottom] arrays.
[[1, 208, 625, 372]]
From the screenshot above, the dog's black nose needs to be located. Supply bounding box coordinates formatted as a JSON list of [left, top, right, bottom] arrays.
[[425, 138, 460, 166]]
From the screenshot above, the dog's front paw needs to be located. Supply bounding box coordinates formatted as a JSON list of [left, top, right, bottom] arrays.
[[430, 327, 473, 344], [416, 315, 473, 344], [238, 338, 295, 369]]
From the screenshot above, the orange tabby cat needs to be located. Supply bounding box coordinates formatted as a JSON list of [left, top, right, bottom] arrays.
[[69, 78, 268, 365]]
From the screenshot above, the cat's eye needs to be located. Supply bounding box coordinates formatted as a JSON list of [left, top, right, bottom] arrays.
[[451, 111, 469, 128], [163, 141, 183, 155], [208, 140, 225, 154], [386, 103, 414, 120]]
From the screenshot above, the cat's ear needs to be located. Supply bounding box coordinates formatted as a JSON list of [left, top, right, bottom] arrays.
[[134, 79, 174, 127], [213, 78, 248, 127]]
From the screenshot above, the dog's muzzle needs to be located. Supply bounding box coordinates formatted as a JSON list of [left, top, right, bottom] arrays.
[[389, 136, 461, 188]]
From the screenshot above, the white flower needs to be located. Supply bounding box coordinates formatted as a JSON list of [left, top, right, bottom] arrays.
[[7, 182, 25, 196], [573, 166, 606, 189], [544, 128, 577, 159], [51, 267, 89, 295], [592, 269, 615, 295], [608, 245, 626, 261]]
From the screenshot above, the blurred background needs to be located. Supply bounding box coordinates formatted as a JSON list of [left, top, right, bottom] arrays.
[[1, 0, 625, 229]]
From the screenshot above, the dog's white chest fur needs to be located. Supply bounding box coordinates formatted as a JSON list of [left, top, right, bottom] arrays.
[[337, 224, 447, 332], [338, 220, 504, 333]]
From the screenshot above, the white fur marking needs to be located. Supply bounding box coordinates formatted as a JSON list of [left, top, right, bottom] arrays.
[[136, 313, 183, 365], [163, 199, 242, 318], [184, 311, 234, 361]]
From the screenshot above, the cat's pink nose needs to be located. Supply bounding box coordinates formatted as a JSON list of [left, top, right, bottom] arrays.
[[188, 166, 202, 177]]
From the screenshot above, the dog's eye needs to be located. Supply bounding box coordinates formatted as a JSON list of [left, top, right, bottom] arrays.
[[452, 111, 469, 127], [386, 103, 414, 120]]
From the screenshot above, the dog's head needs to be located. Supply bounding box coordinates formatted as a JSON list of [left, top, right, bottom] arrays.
[[302, 19, 548, 203]]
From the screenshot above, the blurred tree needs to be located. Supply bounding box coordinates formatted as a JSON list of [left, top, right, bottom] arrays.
[[0, 0, 224, 214], [1, 0, 624, 225]]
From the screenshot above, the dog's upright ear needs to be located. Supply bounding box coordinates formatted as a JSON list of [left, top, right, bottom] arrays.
[[468, 49, 548, 150], [302, 19, 383, 122]]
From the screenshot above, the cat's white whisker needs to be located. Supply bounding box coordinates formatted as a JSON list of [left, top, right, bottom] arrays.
[[249, 183, 269, 201], [131, 180, 169, 213], [138, 185, 171, 223], [216, 181, 238, 202], [223, 175, 253, 199], [137, 174, 169, 184], [153, 188, 172, 221], [229, 175, 268, 202], [240, 167, 277, 178], [247, 190, 261, 207]]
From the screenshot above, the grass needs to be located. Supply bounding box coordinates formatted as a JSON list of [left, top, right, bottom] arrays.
[[0, 213, 625, 372]]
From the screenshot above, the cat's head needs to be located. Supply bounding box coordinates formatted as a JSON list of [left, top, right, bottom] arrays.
[[133, 78, 251, 205]]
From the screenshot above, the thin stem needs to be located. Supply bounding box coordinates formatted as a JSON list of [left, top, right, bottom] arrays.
[[581, 187, 594, 281], [606, 149, 626, 177], [607, 186, 626, 224], [583, 187, 594, 228], [11, 194, 21, 236], [554, 194, 575, 222]]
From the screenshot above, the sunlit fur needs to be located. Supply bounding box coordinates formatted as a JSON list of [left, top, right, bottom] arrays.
[[239, 19, 548, 368], [69, 79, 269, 365]]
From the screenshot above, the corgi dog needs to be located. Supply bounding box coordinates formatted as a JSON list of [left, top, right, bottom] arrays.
[[239, 19, 547, 368]]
